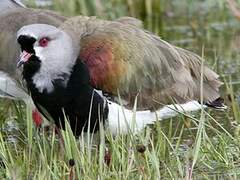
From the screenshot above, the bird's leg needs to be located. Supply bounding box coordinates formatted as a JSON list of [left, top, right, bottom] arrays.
[[104, 147, 111, 166], [68, 159, 75, 180]]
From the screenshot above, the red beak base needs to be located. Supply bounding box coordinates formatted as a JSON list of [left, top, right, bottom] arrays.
[[17, 51, 33, 68]]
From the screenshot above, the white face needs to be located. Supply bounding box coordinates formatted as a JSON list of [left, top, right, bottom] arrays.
[[17, 24, 78, 93]]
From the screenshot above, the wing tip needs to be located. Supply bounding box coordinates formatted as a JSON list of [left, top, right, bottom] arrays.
[[205, 97, 227, 110]]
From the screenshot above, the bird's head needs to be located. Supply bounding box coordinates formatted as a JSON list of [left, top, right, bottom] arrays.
[[17, 24, 78, 92]]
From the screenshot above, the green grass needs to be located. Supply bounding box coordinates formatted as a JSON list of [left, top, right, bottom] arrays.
[[1, 0, 240, 179], [0, 100, 240, 179]]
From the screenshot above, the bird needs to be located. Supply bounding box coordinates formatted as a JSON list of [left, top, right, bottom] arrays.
[[0, 0, 25, 12], [0, 0, 66, 96], [0, 1, 140, 127], [0, 0, 66, 126], [16, 16, 226, 136]]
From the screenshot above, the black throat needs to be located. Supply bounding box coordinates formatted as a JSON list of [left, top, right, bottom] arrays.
[[17, 35, 40, 80], [23, 60, 108, 136]]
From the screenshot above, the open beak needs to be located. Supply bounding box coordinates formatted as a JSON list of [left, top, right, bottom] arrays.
[[17, 51, 33, 68]]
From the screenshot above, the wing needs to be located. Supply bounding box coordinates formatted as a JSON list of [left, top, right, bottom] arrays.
[[61, 16, 222, 110], [0, 0, 25, 13], [115, 16, 143, 28], [175, 47, 222, 102]]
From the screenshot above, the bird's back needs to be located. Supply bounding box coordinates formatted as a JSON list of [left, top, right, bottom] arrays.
[[0, 0, 25, 13], [60, 16, 222, 110]]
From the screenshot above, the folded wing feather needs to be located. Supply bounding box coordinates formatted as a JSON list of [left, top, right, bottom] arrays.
[[60, 16, 222, 110]]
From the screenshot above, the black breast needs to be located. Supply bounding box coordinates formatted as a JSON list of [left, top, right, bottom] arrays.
[[25, 61, 108, 136]]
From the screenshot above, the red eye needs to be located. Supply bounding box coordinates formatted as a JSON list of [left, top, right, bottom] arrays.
[[39, 37, 49, 47]]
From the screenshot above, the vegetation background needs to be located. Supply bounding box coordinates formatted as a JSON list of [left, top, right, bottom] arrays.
[[0, 0, 240, 179]]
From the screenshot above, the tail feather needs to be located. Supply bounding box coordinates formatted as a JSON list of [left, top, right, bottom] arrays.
[[205, 97, 227, 110]]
